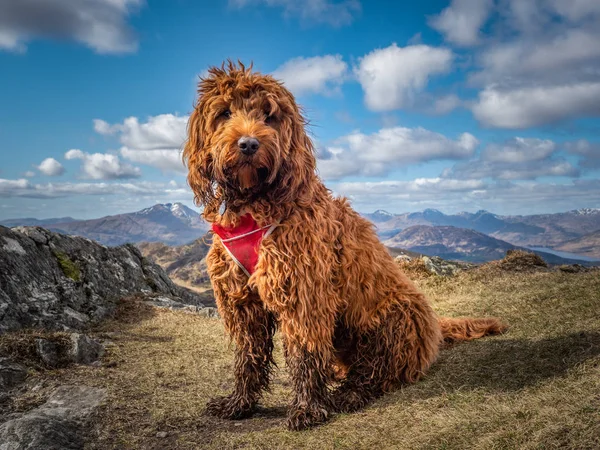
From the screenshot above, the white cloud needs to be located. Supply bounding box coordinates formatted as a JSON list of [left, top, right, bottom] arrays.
[[565, 140, 600, 169], [229, 0, 360, 27], [337, 178, 487, 197], [473, 28, 600, 85], [120, 148, 184, 173], [0, 0, 143, 54], [23, 171, 35, 178], [483, 138, 556, 163], [467, 0, 600, 128], [93, 114, 188, 173], [0, 178, 188, 199], [330, 178, 600, 215], [37, 157, 65, 176], [318, 126, 478, 180], [0, 179, 31, 196], [550, 0, 600, 22], [272, 55, 348, 96], [471, 83, 600, 128], [65, 149, 141, 180], [355, 43, 453, 111], [93, 119, 116, 135], [108, 115, 188, 150], [431, 94, 461, 115], [429, 0, 493, 46], [443, 138, 579, 180]]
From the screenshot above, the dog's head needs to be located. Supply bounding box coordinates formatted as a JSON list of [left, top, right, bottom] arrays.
[[183, 61, 316, 220]]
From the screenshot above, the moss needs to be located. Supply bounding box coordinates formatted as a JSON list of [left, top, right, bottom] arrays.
[[53, 250, 81, 282]]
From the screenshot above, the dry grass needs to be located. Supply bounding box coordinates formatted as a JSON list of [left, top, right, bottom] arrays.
[[0, 330, 73, 369], [8, 269, 600, 449], [483, 249, 549, 272]]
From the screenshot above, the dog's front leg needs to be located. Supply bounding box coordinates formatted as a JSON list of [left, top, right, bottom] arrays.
[[205, 296, 276, 419], [283, 336, 334, 431]]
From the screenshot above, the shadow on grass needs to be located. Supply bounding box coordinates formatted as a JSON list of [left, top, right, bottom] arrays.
[[94, 297, 176, 343], [418, 331, 600, 395], [109, 296, 158, 324], [205, 332, 600, 427]]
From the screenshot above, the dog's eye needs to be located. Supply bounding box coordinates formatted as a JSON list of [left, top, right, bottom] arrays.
[[218, 109, 231, 120], [264, 113, 276, 125]]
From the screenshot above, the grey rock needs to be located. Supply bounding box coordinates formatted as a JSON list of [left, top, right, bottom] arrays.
[[0, 385, 105, 450], [68, 334, 104, 365], [421, 255, 470, 276], [197, 307, 219, 318], [0, 358, 27, 390], [395, 254, 473, 277], [144, 297, 219, 317], [394, 254, 412, 263], [35, 339, 59, 368], [0, 226, 209, 333]]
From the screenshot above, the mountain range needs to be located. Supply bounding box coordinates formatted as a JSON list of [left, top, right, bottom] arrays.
[[0, 203, 208, 246], [383, 225, 593, 265], [2, 205, 598, 263], [367, 208, 600, 259]]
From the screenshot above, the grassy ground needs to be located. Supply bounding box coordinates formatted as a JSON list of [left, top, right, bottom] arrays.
[[9, 265, 600, 449]]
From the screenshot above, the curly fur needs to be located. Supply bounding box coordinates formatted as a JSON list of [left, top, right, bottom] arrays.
[[183, 61, 506, 431]]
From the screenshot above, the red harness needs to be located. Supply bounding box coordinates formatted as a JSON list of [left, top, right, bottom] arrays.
[[211, 213, 278, 277]]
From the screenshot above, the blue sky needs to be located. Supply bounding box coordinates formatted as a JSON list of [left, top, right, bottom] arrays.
[[1, 0, 599, 220]]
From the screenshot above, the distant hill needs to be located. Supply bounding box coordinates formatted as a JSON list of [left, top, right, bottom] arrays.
[[39, 203, 209, 246], [369, 208, 545, 240], [0, 217, 79, 227], [554, 230, 600, 259], [383, 225, 594, 265], [497, 208, 600, 247], [138, 235, 212, 291], [366, 208, 600, 253]]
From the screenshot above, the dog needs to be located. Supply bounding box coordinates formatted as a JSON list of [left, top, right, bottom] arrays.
[[183, 61, 505, 431]]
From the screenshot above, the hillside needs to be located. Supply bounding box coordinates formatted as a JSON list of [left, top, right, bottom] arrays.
[[138, 235, 213, 292], [3, 255, 597, 449], [383, 225, 592, 265], [368, 208, 600, 251], [47, 203, 208, 246], [555, 230, 600, 259], [369, 209, 545, 240], [0, 217, 78, 227]]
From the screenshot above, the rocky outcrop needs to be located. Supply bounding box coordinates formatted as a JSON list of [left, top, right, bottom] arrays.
[[0, 385, 106, 450], [0, 226, 209, 333], [395, 254, 473, 277]]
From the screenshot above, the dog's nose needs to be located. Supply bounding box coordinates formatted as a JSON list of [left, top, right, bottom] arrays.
[[238, 136, 260, 156]]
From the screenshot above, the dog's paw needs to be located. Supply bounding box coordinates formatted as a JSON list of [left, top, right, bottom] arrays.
[[205, 395, 255, 420], [331, 388, 370, 413], [286, 404, 330, 431]]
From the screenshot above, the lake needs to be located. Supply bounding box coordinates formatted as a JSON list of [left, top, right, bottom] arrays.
[[528, 247, 600, 263]]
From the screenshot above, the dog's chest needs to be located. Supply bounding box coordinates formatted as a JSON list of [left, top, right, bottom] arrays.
[[212, 214, 277, 277]]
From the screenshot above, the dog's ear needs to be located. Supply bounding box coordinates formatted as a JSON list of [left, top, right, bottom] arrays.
[[272, 107, 317, 204], [183, 105, 215, 210]]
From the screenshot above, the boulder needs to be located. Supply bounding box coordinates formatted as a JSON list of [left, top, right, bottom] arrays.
[[0, 226, 208, 333], [68, 334, 104, 365], [35, 339, 59, 368], [0, 357, 27, 390], [0, 385, 105, 450]]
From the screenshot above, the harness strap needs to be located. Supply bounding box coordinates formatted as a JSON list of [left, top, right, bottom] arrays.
[[211, 214, 279, 276]]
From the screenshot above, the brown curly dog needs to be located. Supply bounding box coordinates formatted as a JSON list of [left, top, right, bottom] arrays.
[[183, 61, 506, 431]]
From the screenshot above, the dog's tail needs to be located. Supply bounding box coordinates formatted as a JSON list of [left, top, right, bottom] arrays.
[[438, 317, 507, 344]]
